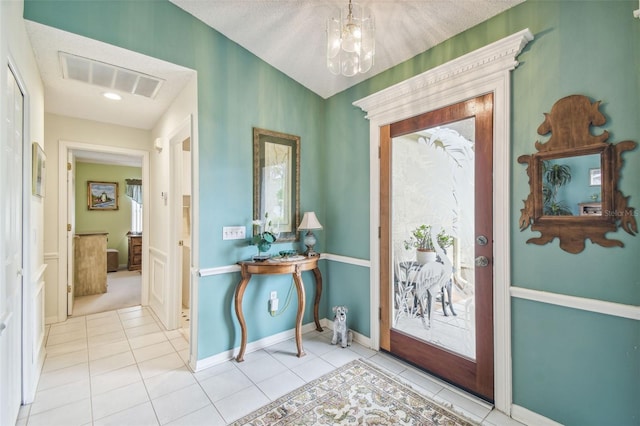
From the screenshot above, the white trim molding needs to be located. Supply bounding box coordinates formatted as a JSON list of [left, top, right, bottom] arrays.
[[511, 286, 640, 321], [353, 28, 534, 415], [511, 404, 563, 426], [193, 317, 371, 372], [320, 253, 370, 268]]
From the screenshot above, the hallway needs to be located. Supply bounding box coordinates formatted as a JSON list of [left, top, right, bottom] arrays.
[[17, 306, 522, 425]]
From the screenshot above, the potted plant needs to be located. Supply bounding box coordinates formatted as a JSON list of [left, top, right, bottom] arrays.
[[251, 212, 277, 261], [542, 161, 573, 216], [404, 224, 453, 264]]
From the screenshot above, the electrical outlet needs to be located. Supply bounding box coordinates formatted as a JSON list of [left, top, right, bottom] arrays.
[[222, 226, 246, 240], [270, 291, 277, 300]]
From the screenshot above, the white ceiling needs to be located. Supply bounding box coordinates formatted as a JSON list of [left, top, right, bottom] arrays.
[[170, 0, 524, 99], [26, 0, 524, 135]]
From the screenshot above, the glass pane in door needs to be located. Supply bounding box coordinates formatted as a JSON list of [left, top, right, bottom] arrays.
[[391, 118, 476, 360]]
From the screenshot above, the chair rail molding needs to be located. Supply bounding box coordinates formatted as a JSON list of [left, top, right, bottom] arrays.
[[510, 286, 640, 321], [354, 28, 534, 415]]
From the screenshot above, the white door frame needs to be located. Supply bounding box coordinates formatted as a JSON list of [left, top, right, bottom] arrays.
[[168, 116, 193, 330], [354, 29, 533, 414], [57, 140, 150, 322]]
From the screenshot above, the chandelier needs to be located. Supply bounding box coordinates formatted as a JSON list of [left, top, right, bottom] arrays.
[[326, 0, 375, 77]]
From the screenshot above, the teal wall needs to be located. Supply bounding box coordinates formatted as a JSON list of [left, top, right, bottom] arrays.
[[75, 162, 142, 266], [25, 1, 639, 424]]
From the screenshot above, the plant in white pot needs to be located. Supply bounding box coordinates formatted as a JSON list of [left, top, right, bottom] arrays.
[[404, 224, 454, 264]]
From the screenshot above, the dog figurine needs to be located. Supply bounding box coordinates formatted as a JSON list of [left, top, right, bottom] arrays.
[[331, 306, 353, 348]]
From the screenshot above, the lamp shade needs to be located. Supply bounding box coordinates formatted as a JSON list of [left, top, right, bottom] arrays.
[[298, 212, 323, 230]]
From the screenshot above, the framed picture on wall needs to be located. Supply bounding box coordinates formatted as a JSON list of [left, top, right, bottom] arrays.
[[32, 142, 46, 197], [589, 168, 601, 186], [88, 181, 119, 210]]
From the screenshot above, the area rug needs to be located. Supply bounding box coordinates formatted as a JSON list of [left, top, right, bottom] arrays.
[[231, 359, 476, 425]]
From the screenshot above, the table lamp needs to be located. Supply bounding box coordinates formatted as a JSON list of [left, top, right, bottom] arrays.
[[298, 212, 323, 256]]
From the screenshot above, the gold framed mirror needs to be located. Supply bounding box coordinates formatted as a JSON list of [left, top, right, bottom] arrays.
[[519, 95, 637, 253], [253, 127, 300, 242]]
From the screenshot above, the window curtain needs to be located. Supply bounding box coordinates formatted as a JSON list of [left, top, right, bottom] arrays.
[[125, 179, 142, 204]]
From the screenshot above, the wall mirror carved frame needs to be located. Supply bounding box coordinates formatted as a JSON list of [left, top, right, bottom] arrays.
[[518, 94, 637, 253], [253, 127, 300, 242]]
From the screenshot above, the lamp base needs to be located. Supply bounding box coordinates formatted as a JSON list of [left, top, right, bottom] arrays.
[[303, 248, 319, 257], [302, 230, 319, 257]]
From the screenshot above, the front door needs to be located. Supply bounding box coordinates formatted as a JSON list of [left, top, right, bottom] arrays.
[[380, 94, 494, 401], [1, 65, 24, 426]]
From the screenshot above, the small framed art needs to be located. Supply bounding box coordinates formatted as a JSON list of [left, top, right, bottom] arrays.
[[87, 181, 119, 210], [32, 143, 46, 197]]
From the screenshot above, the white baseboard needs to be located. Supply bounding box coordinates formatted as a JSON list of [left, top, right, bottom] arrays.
[[193, 321, 325, 372], [511, 404, 563, 426], [45, 315, 60, 325], [193, 317, 374, 372]]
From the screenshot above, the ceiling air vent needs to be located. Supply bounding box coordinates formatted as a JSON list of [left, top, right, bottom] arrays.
[[59, 51, 164, 99]]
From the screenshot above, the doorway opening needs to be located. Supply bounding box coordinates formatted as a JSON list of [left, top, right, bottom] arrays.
[[59, 141, 150, 320], [71, 152, 143, 317]]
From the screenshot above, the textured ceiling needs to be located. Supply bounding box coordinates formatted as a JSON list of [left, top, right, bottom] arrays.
[[25, 21, 196, 130], [171, 0, 524, 98]]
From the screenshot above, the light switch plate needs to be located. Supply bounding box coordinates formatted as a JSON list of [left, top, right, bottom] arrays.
[[223, 226, 246, 240]]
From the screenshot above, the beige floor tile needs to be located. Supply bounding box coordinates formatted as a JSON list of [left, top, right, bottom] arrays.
[[92, 381, 149, 420], [91, 364, 142, 395], [41, 349, 88, 373], [37, 362, 90, 392], [128, 330, 168, 349], [93, 401, 159, 426], [132, 340, 175, 363], [165, 404, 225, 426], [143, 365, 197, 400], [88, 339, 131, 361], [30, 379, 91, 415], [26, 399, 92, 426], [89, 350, 136, 376], [138, 352, 185, 379], [151, 383, 212, 425]]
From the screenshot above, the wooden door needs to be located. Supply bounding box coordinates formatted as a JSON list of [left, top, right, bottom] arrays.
[[380, 94, 495, 401]]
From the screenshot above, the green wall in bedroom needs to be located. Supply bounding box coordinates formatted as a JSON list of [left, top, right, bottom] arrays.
[[24, 1, 639, 424], [75, 162, 142, 267]]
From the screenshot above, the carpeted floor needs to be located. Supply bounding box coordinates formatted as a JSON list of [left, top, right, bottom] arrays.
[[71, 270, 141, 317], [232, 358, 476, 425]]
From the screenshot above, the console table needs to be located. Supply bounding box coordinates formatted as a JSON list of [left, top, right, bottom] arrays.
[[234, 256, 323, 362]]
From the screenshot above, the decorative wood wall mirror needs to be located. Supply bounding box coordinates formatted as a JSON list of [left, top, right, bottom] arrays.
[[253, 127, 300, 242], [518, 95, 637, 253]]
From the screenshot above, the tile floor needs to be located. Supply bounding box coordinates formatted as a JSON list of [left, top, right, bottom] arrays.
[[16, 306, 525, 426]]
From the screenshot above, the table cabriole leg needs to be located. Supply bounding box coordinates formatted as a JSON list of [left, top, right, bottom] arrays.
[[292, 270, 306, 358], [312, 267, 323, 332], [234, 273, 251, 362]]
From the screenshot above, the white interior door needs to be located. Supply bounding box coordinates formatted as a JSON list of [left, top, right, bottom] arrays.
[[67, 152, 75, 315], [1, 65, 24, 426]]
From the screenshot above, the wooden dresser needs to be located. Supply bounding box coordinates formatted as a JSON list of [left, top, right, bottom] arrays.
[[127, 233, 142, 271], [74, 232, 107, 296]]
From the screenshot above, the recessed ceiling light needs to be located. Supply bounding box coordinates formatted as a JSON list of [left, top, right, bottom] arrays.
[[103, 92, 122, 101]]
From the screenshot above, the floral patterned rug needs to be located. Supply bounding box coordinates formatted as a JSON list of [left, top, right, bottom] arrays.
[[231, 359, 476, 425]]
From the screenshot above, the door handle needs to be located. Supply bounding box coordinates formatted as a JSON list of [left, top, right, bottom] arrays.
[[475, 256, 490, 267]]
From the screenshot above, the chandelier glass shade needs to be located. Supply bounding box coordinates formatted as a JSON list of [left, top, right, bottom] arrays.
[[327, 0, 375, 77]]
